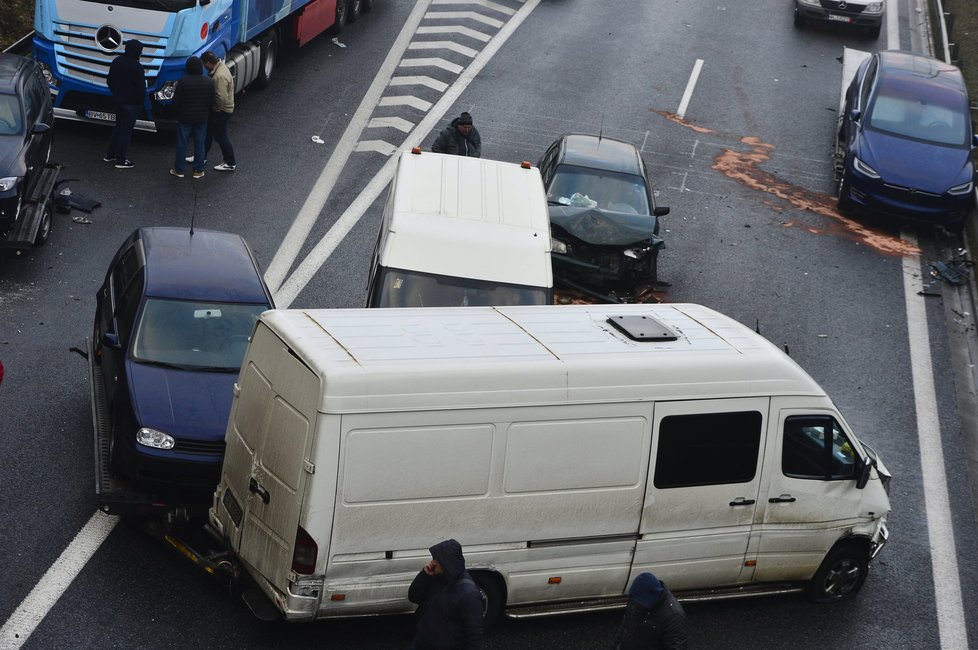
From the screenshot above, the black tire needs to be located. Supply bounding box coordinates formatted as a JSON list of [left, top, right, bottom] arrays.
[[348, 0, 362, 23], [837, 171, 854, 213], [470, 572, 505, 631], [33, 199, 52, 246], [331, 0, 349, 34], [793, 12, 805, 29], [867, 24, 881, 39], [808, 544, 869, 603], [254, 29, 278, 89], [362, 0, 375, 12]]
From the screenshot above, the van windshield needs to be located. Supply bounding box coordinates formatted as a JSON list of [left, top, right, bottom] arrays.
[[371, 267, 551, 308], [81, 0, 196, 11]]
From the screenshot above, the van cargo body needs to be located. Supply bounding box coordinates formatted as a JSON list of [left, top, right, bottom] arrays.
[[209, 304, 891, 622]]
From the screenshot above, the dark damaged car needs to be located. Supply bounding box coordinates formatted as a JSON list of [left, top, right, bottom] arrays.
[[538, 134, 668, 300]]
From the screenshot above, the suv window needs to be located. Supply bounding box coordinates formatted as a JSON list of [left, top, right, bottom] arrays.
[[782, 416, 858, 480], [0, 93, 22, 134], [653, 411, 763, 488], [859, 57, 878, 112]]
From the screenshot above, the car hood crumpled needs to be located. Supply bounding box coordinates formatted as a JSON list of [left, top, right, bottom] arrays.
[[857, 129, 973, 193], [127, 361, 236, 442], [548, 206, 660, 246]]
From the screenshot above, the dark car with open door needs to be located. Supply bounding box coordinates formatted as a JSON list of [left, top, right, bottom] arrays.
[[538, 134, 669, 302]]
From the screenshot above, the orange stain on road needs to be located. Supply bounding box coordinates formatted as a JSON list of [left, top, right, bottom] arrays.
[[656, 113, 920, 257]]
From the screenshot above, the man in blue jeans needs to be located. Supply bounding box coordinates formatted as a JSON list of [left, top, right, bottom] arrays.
[[170, 57, 214, 179], [104, 39, 145, 169]]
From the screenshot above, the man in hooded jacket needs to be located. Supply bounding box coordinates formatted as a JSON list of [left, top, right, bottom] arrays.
[[408, 539, 484, 650], [614, 572, 687, 650], [431, 112, 482, 158], [104, 39, 146, 169], [170, 56, 214, 178]]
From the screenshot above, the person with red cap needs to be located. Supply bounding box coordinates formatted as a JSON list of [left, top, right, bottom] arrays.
[[614, 572, 687, 649]]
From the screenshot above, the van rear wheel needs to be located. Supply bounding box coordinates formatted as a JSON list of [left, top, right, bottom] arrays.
[[471, 572, 504, 631], [808, 544, 868, 603]]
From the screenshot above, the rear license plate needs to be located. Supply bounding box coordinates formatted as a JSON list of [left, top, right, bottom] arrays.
[[827, 14, 852, 22], [85, 110, 116, 122]]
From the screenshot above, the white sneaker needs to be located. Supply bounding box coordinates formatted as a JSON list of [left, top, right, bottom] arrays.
[[214, 163, 236, 172], [185, 156, 206, 164]]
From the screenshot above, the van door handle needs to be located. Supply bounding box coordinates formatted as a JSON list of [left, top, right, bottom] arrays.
[[728, 498, 756, 506], [769, 495, 796, 503], [249, 477, 270, 504]]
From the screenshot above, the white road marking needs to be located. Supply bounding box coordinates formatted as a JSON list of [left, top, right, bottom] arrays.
[[274, 0, 543, 307], [367, 116, 415, 132], [408, 40, 479, 57], [399, 57, 464, 74], [901, 231, 968, 649], [389, 75, 450, 91], [432, 0, 517, 15], [378, 95, 434, 111], [426, 11, 505, 27], [416, 26, 492, 42], [0, 513, 118, 649], [676, 58, 704, 119], [354, 140, 398, 156]]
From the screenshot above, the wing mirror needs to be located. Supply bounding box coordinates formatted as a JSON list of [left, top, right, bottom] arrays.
[[653, 206, 670, 217], [31, 123, 51, 135], [850, 109, 862, 122], [101, 332, 121, 349], [855, 456, 874, 490]]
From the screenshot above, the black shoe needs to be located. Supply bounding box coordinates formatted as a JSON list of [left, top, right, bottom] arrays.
[[115, 160, 135, 169], [103, 155, 115, 163]]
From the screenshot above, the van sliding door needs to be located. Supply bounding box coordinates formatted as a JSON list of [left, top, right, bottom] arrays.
[[632, 398, 768, 590]]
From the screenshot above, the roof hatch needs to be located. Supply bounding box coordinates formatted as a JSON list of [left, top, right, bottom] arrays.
[[607, 314, 679, 342]]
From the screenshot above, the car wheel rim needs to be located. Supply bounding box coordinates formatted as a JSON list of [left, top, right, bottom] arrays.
[[823, 559, 861, 598]]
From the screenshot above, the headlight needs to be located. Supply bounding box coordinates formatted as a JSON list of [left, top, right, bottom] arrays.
[[798, 0, 820, 6], [865, 2, 884, 13], [551, 239, 568, 254], [853, 157, 880, 179], [136, 427, 176, 450], [947, 181, 973, 196], [154, 81, 177, 102], [0, 177, 19, 192]]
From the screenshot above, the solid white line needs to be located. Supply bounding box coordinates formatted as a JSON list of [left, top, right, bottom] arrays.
[[274, 0, 544, 307], [263, 0, 434, 294], [676, 58, 704, 119], [0, 513, 119, 649], [901, 230, 968, 649]]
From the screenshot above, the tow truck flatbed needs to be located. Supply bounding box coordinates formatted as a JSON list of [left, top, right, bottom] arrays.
[[0, 163, 59, 250]]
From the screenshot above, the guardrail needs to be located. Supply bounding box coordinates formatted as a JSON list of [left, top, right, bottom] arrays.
[[2, 31, 34, 55]]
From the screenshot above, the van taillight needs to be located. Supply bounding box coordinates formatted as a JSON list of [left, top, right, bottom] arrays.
[[292, 525, 318, 575]]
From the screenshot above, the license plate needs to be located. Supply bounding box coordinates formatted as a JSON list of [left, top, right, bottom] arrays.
[[827, 14, 852, 22], [85, 109, 116, 122]]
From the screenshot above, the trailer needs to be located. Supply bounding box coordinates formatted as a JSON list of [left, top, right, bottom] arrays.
[[32, 0, 377, 131], [0, 163, 58, 251]]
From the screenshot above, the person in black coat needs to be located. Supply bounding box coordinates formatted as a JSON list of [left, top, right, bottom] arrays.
[[431, 112, 482, 158], [408, 539, 484, 650], [614, 572, 688, 650], [170, 56, 214, 178], [104, 39, 146, 169]]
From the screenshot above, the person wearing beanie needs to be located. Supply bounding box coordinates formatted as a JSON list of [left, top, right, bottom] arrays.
[[104, 39, 146, 169], [432, 111, 482, 158], [408, 538, 484, 649], [170, 56, 214, 179], [614, 572, 687, 649]]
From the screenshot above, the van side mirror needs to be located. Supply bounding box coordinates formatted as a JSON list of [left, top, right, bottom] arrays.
[[102, 332, 121, 349], [653, 206, 670, 217], [855, 457, 873, 489], [31, 123, 51, 135], [973, 134, 978, 148], [850, 109, 862, 122]]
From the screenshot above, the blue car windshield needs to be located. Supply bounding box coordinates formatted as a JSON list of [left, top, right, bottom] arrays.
[[0, 94, 23, 135], [548, 165, 651, 215], [868, 90, 968, 146], [131, 298, 267, 370]]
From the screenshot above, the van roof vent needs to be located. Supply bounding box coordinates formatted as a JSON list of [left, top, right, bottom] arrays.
[[607, 315, 679, 342]]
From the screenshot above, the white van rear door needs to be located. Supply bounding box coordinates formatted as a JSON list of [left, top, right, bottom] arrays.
[[633, 398, 768, 589], [221, 326, 319, 596]]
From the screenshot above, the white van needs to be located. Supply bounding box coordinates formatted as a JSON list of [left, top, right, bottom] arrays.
[[364, 150, 553, 308], [209, 304, 890, 622]]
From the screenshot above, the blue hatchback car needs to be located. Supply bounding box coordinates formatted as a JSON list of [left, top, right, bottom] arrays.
[[837, 50, 977, 232], [93, 228, 274, 494]]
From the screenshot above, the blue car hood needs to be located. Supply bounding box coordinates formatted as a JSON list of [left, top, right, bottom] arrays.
[[127, 361, 236, 441], [857, 128, 972, 192]]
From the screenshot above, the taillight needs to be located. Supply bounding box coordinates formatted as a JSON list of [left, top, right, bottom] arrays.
[[292, 525, 318, 574]]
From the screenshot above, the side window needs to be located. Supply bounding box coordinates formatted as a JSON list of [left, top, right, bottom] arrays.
[[111, 246, 143, 337], [115, 272, 144, 342], [858, 58, 877, 112], [653, 411, 762, 489], [21, 78, 35, 124], [782, 416, 858, 481]]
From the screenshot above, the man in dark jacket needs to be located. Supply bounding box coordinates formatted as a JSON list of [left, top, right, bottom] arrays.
[[431, 112, 482, 158], [170, 56, 214, 179], [614, 572, 687, 650], [104, 39, 146, 169], [408, 539, 484, 650]]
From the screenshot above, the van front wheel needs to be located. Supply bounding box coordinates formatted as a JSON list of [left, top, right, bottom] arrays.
[[809, 544, 868, 603], [471, 572, 505, 631]]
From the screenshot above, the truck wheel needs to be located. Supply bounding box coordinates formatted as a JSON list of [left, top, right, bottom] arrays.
[[837, 172, 854, 213], [348, 0, 362, 23], [808, 544, 868, 603], [33, 199, 52, 246], [331, 0, 349, 34], [362, 0, 375, 12], [793, 12, 805, 29], [867, 25, 881, 39], [255, 30, 278, 89], [471, 572, 505, 631]]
